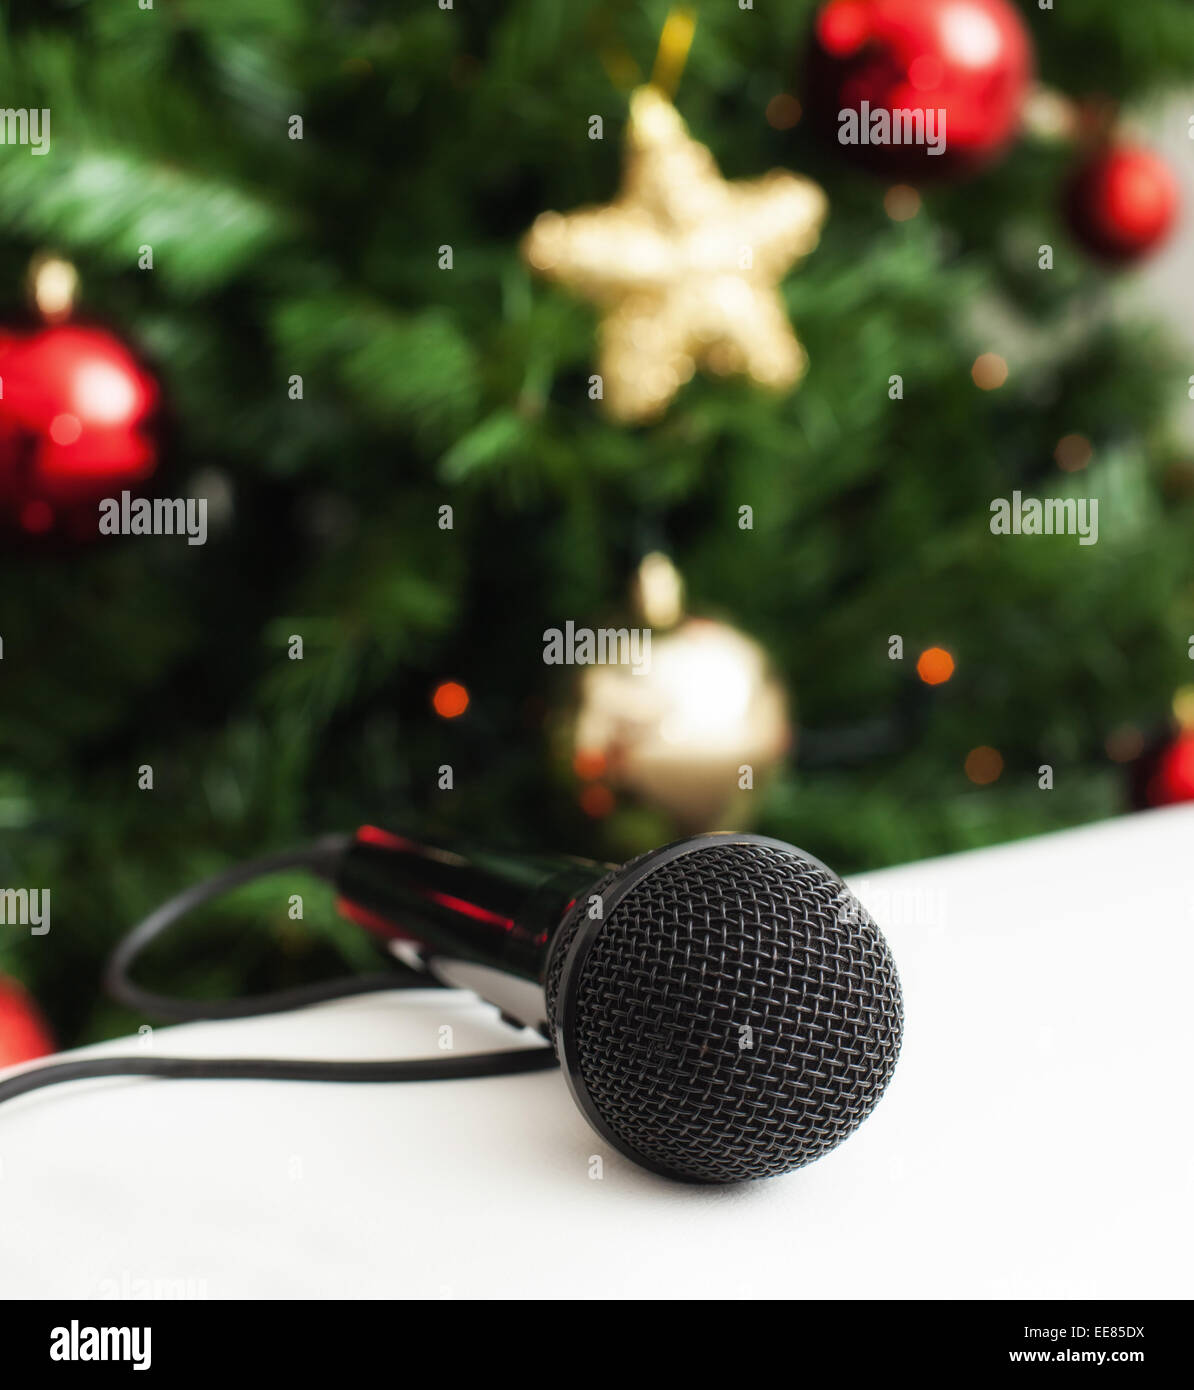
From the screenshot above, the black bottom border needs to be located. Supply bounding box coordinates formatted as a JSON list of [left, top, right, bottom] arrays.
[[2, 1298, 1172, 1376]]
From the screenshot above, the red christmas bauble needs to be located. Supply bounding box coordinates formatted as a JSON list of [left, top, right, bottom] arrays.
[[0, 975, 54, 1069], [0, 323, 159, 538], [1065, 144, 1180, 264], [808, 0, 1034, 178], [1145, 731, 1194, 807]]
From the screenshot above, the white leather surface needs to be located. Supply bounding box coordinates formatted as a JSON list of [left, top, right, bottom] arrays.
[[2, 806, 1191, 1299]]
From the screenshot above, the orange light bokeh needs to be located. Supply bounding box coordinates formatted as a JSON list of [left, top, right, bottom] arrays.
[[1054, 433, 1092, 472], [965, 746, 1004, 785], [572, 748, 607, 781], [916, 647, 955, 686], [579, 784, 614, 818], [765, 93, 802, 131], [884, 184, 921, 221], [1105, 725, 1144, 764], [972, 353, 1008, 390], [432, 681, 469, 719]]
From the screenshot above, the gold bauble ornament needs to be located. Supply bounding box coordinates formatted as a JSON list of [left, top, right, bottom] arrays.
[[573, 615, 792, 831], [523, 85, 828, 423]]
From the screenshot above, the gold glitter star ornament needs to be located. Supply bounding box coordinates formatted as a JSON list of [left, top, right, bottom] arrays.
[[522, 86, 829, 423]]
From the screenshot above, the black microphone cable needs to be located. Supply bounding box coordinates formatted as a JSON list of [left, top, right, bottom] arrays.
[[0, 838, 557, 1109]]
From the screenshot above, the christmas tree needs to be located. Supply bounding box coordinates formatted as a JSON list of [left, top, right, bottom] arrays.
[[2, 0, 1193, 1048]]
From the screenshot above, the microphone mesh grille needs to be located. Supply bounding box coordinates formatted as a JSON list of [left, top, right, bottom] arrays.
[[559, 842, 902, 1183], [545, 863, 628, 1049]]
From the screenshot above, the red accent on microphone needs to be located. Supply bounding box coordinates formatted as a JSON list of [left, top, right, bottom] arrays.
[[335, 824, 604, 984], [356, 824, 420, 853], [341, 828, 516, 937], [334, 895, 415, 941], [422, 889, 515, 932]]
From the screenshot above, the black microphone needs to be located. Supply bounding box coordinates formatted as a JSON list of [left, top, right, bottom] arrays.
[[335, 825, 903, 1184]]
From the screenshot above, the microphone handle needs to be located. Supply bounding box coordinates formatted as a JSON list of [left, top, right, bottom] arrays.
[[334, 825, 606, 1029]]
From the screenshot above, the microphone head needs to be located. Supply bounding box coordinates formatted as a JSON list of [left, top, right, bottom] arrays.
[[544, 834, 902, 1184]]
